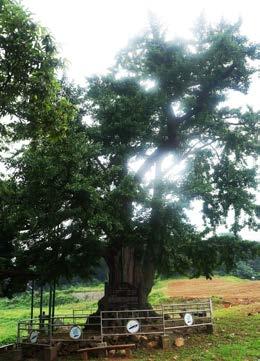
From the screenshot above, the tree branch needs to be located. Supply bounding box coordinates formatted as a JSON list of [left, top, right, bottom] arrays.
[[161, 139, 218, 178], [176, 64, 236, 125], [134, 147, 164, 181], [94, 157, 106, 171], [135, 64, 236, 182]]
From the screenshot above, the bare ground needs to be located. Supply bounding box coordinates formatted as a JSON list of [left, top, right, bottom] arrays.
[[166, 277, 260, 305]]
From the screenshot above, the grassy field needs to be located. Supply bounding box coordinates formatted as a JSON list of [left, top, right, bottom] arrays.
[[0, 284, 102, 345], [0, 277, 259, 360]]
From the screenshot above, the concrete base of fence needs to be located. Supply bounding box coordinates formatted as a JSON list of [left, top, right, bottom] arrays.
[[206, 324, 214, 334], [43, 345, 58, 361], [0, 349, 22, 361], [161, 335, 171, 350]]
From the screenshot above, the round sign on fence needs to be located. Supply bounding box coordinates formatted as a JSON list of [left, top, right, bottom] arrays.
[[29, 331, 39, 344], [69, 325, 82, 339], [184, 313, 193, 326], [126, 319, 140, 334]]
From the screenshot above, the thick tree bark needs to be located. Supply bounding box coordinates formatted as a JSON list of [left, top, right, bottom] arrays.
[[95, 151, 164, 313], [97, 246, 155, 311]]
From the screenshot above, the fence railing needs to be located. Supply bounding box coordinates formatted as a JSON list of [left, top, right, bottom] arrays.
[[72, 307, 97, 321], [163, 299, 213, 331], [17, 314, 101, 345], [101, 308, 165, 341], [17, 299, 213, 345], [100, 299, 213, 341]]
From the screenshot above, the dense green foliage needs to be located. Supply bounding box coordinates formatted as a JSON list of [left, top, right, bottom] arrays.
[[0, 0, 75, 142], [231, 257, 260, 279], [0, 0, 76, 295], [0, 1, 259, 298], [82, 19, 260, 283]]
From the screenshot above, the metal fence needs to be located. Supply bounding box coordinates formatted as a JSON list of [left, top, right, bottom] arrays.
[[100, 299, 213, 341], [17, 299, 213, 345], [17, 314, 101, 345], [163, 299, 213, 331], [72, 308, 96, 321], [101, 308, 165, 341]]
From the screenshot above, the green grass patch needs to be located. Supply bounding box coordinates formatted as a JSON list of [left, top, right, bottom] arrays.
[[130, 303, 260, 361], [0, 283, 102, 345]]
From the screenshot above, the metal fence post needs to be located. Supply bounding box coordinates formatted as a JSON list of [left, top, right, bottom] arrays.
[[162, 305, 166, 335], [209, 298, 213, 323], [17, 321, 21, 344], [30, 280, 34, 325], [100, 311, 103, 343]]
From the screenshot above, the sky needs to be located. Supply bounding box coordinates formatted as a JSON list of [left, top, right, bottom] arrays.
[[20, 0, 259, 241], [21, 0, 260, 87]]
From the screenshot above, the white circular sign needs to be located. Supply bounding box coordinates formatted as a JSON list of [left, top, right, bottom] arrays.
[[69, 326, 82, 339], [126, 319, 140, 334], [30, 331, 39, 344], [184, 313, 193, 326]]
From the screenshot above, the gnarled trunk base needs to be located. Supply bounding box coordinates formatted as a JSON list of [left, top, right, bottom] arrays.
[[97, 246, 155, 311]]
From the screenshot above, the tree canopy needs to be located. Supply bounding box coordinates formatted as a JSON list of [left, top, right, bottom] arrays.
[[0, 0, 76, 295], [0, 1, 259, 303]]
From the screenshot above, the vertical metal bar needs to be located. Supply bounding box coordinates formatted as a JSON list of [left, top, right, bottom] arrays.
[[30, 280, 34, 322], [162, 305, 166, 335], [100, 311, 103, 343], [17, 322, 21, 344], [48, 284, 52, 320], [51, 281, 56, 337], [52, 280, 56, 320], [39, 285, 43, 327], [48, 284, 52, 341], [209, 298, 213, 323]]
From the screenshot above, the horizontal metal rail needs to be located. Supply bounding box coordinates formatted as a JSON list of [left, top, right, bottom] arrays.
[[164, 309, 211, 314], [165, 322, 212, 330]]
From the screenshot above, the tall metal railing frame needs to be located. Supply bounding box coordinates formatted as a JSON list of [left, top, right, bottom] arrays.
[[17, 298, 213, 345]]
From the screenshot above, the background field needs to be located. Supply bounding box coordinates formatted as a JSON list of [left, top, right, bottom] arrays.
[[0, 276, 259, 360]]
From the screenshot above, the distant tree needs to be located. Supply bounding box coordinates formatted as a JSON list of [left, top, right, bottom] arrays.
[[251, 256, 260, 273], [232, 261, 257, 279]]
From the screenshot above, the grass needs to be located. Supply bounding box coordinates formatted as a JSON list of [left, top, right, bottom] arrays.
[[0, 283, 101, 345], [0, 276, 259, 360], [133, 303, 260, 361]]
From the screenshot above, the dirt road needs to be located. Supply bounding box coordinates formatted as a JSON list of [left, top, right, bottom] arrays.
[[166, 277, 260, 304]]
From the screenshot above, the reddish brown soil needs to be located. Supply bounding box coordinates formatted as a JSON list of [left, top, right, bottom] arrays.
[[166, 278, 260, 305]]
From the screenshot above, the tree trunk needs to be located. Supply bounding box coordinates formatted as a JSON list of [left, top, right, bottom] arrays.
[[97, 246, 155, 311]]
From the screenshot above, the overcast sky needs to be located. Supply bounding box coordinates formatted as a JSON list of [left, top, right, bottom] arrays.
[[20, 0, 259, 241]]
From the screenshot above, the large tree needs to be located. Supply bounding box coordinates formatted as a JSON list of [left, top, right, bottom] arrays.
[[83, 20, 259, 308], [2, 8, 259, 307]]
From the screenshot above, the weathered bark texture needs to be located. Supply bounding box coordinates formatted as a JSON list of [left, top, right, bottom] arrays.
[[97, 246, 155, 311]]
